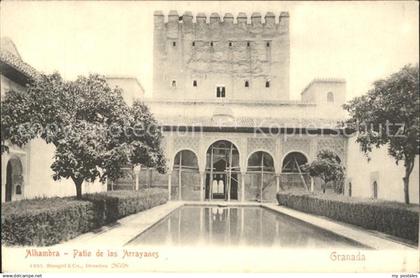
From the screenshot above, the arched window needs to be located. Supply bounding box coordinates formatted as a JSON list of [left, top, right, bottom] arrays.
[[282, 152, 308, 173], [266, 41, 270, 47], [247, 41, 250, 47], [229, 42, 232, 47], [171, 80, 177, 88], [172, 41, 176, 47], [327, 92, 334, 103], [244, 80, 249, 88], [265, 81, 270, 88], [210, 41, 214, 47], [193, 80, 197, 87], [192, 41, 195, 47]]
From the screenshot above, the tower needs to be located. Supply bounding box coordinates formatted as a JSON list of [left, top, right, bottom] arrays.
[[153, 11, 290, 101]]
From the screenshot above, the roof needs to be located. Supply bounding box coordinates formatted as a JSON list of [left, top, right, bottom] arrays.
[[300, 78, 346, 95], [105, 75, 145, 93], [0, 37, 39, 81]]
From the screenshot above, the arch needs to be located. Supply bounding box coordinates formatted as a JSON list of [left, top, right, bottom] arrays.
[[246, 150, 275, 173], [5, 156, 23, 202], [281, 151, 308, 173], [205, 138, 242, 161], [172, 149, 199, 171], [327, 91, 334, 103]]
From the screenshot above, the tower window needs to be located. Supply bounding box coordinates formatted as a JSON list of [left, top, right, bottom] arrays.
[[172, 41, 176, 47], [192, 41, 195, 46], [216, 86, 226, 98], [247, 41, 250, 47], [210, 41, 214, 47], [245, 80, 249, 88], [266, 41, 270, 47], [193, 80, 197, 87], [327, 92, 334, 103], [171, 80, 177, 87], [265, 81, 270, 88], [229, 42, 232, 47]]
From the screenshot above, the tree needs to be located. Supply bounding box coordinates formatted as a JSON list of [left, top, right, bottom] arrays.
[[303, 150, 345, 194], [1, 73, 166, 199], [343, 64, 419, 204]]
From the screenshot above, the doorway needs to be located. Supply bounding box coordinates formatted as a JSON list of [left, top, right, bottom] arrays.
[[5, 157, 23, 202], [205, 140, 240, 201]]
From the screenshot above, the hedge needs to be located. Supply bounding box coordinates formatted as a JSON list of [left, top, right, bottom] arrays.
[[276, 191, 419, 244], [83, 188, 169, 226], [1, 188, 168, 246]]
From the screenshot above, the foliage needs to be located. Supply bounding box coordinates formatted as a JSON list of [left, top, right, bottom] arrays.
[[343, 64, 419, 204], [1, 197, 96, 246], [1, 189, 168, 246], [1, 73, 167, 198], [302, 150, 345, 193], [83, 188, 169, 226], [277, 191, 419, 244]]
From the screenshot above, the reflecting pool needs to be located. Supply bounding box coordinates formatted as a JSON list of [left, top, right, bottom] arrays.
[[128, 206, 365, 248]]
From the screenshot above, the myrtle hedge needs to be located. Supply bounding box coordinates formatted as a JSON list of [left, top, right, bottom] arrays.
[[276, 191, 419, 243], [1, 188, 168, 246]]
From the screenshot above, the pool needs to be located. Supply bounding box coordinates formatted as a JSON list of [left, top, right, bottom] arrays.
[[127, 206, 365, 248]]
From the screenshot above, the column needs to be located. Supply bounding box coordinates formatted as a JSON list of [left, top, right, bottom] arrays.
[[276, 174, 280, 193], [133, 165, 141, 191], [167, 171, 172, 200], [200, 171, 205, 201], [310, 176, 314, 192], [241, 172, 246, 202]]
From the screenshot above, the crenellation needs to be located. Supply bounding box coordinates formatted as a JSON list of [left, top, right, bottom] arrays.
[[237, 13, 247, 25], [264, 12, 276, 28], [251, 12, 262, 27]]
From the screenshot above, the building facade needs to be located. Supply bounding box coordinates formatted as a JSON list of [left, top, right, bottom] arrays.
[[123, 11, 350, 202], [1, 11, 418, 204]]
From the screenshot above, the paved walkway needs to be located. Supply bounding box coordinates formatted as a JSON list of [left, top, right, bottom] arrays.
[[262, 204, 417, 250], [57, 201, 184, 248]]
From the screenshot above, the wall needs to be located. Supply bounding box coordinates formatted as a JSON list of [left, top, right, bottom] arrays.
[[106, 77, 145, 106], [24, 138, 107, 199], [346, 136, 419, 204], [153, 11, 290, 101], [144, 99, 345, 124]]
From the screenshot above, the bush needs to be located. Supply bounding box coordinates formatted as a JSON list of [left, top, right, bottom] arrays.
[[83, 188, 169, 226], [276, 192, 419, 243], [1, 188, 168, 246], [1, 198, 96, 246]]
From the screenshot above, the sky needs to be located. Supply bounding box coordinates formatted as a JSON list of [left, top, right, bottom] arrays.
[[1, 1, 418, 100]]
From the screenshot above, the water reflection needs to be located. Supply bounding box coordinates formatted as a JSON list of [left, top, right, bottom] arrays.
[[128, 206, 363, 248]]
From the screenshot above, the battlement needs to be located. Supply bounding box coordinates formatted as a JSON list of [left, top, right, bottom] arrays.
[[154, 11, 289, 33]]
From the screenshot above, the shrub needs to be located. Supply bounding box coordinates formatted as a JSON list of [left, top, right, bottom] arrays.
[[276, 192, 419, 243], [83, 188, 168, 226], [1, 198, 96, 246], [1, 188, 168, 246]]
